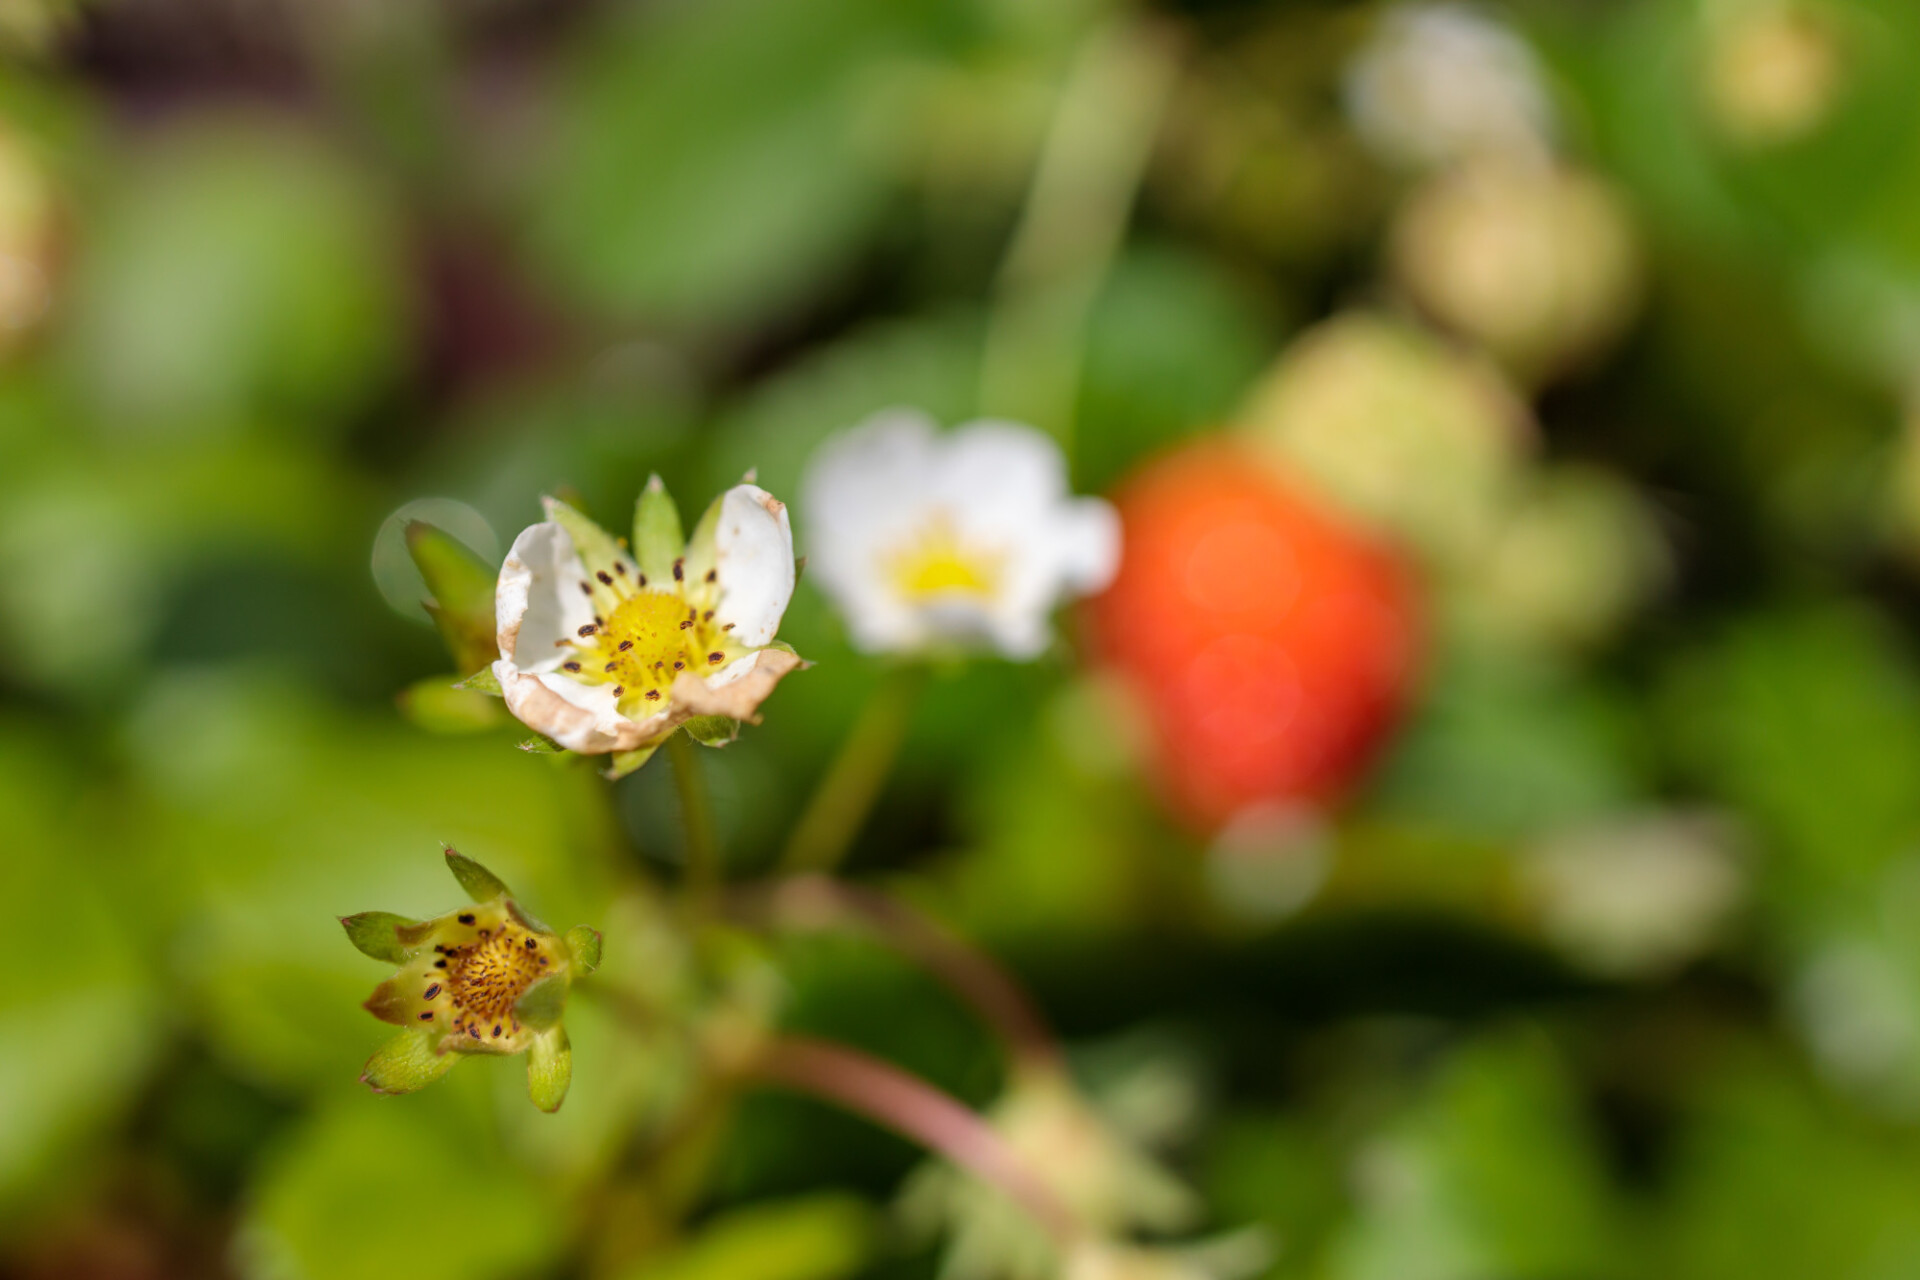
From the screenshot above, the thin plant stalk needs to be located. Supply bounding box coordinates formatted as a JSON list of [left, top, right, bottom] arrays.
[[759, 874, 1063, 1072], [667, 731, 721, 910], [750, 1034, 1079, 1248], [778, 663, 929, 875]]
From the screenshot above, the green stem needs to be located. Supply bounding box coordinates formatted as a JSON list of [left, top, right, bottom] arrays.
[[978, 16, 1182, 453], [667, 732, 720, 909], [778, 664, 928, 875]]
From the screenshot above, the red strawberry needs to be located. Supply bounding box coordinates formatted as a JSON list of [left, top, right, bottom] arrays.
[[1088, 443, 1421, 830]]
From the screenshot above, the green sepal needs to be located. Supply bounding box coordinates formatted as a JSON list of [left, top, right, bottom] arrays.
[[362, 1027, 459, 1096], [543, 495, 631, 579], [444, 847, 511, 902], [397, 677, 505, 734], [363, 978, 416, 1026], [340, 911, 422, 964], [527, 1028, 571, 1113], [765, 639, 802, 658], [456, 666, 502, 696], [514, 973, 568, 1031], [601, 743, 659, 780], [683, 715, 738, 747], [632, 474, 685, 585], [518, 734, 568, 755], [681, 488, 726, 589], [565, 926, 603, 976], [408, 522, 499, 673]]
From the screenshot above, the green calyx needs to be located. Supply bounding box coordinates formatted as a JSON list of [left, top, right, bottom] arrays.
[[341, 848, 599, 1112]]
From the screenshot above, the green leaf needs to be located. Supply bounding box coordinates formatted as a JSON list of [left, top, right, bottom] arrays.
[[360, 1028, 458, 1095], [565, 926, 603, 976], [396, 677, 506, 734], [507, 897, 554, 937], [633, 474, 685, 585], [684, 715, 738, 747], [339, 911, 421, 964], [614, 1194, 875, 1280], [456, 666, 502, 696], [526, 1028, 571, 1113], [601, 743, 659, 780], [514, 974, 569, 1031], [543, 495, 632, 580], [444, 847, 510, 902], [518, 734, 568, 755]]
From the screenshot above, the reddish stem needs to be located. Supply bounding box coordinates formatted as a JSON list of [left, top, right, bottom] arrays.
[[761, 875, 1063, 1071], [749, 1034, 1077, 1246]]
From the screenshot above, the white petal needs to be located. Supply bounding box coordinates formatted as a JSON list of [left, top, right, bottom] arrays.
[[496, 522, 595, 670], [933, 419, 1069, 530], [1053, 496, 1122, 594], [712, 483, 796, 647]]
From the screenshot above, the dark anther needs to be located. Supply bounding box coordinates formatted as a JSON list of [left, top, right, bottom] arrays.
[[618, 640, 633, 651], [615, 562, 628, 575], [435, 959, 447, 969], [679, 620, 693, 630], [425, 984, 441, 999], [604, 661, 618, 672], [638, 574, 648, 587], [469, 1026, 481, 1039], [419, 1011, 434, 1020], [525, 937, 537, 950], [645, 690, 661, 701], [672, 660, 684, 670], [577, 624, 597, 637], [705, 568, 717, 583], [702, 610, 713, 621], [708, 652, 725, 664], [493, 1025, 503, 1037], [579, 582, 592, 596], [612, 685, 624, 696], [563, 661, 581, 672], [722, 623, 735, 631], [458, 913, 475, 925], [596, 570, 613, 585], [672, 558, 684, 581]]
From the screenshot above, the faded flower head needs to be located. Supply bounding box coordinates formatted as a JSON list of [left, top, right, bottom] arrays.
[[1343, 2, 1555, 170], [902, 1069, 1199, 1280], [802, 409, 1119, 659], [493, 477, 802, 762], [342, 848, 603, 1112]]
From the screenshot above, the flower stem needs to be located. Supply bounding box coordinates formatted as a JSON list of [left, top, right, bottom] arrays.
[[667, 731, 721, 909], [778, 663, 928, 875], [749, 1034, 1078, 1247], [978, 15, 1181, 454], [755, 875, 1062, 1072]]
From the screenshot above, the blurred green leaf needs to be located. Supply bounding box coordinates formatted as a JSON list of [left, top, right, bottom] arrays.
[[397, 676, 508, 734], [634, 474, 685, 585], [615, 1193, 875, 1280], [339, 912, 422, 965]]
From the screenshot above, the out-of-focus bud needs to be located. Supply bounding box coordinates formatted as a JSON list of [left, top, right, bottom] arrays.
[[902, 1068, 1200, 1280], [1088, 442, 1421, 830], [1700, 1, 1845, 148], [1452, 465, 1669, 653], [1342, 2, 1555, 171], [1238, 312, 1532, 569], [0, 120, 56, 349], [1388, 158, 1641, 383], [1521, 811, 1745, 977], [1065, 1234, 1270, 1280]]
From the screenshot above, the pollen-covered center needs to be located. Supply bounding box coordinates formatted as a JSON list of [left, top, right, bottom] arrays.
[[559, 564, 745, 715], [887, 517, 1003, 603], [430, 916, 553, 1050]]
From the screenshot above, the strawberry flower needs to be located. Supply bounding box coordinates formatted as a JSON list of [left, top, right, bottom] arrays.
[[801, 410, 1119, 659], [342, 849, 603, 1112], [491, 477, 802, 764]]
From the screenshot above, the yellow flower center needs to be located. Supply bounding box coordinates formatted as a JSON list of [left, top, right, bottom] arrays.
[[887, 519, 1002, 602], [561, 567, 744, 715], [416, 907, 559, 1052]]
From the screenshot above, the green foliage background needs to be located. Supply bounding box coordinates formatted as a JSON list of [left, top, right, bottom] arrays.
[[5, 0, 1920, 1277]]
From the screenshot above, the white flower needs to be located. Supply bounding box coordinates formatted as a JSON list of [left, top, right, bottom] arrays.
[[801, 410, 1119, 658], [1343, 3, 1555, 170], [492, 479, 802, 755]]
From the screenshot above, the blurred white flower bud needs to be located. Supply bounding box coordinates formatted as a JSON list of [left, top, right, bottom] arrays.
[[1343, 2, 1555, 170], [1700, 0, 1845, 148], [1389, 158, 1642, 383]]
